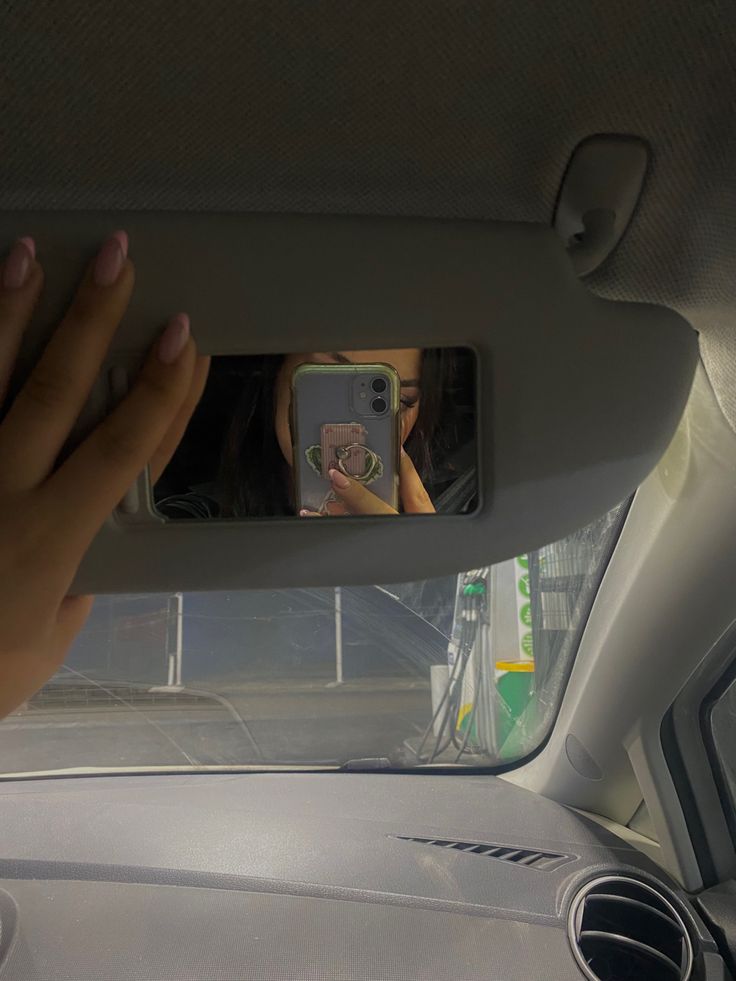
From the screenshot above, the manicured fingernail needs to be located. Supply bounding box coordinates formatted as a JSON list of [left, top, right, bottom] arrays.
[[2, 237, 35, 289], [158, 313, 190, 365], [93, 230, 128, 286], [18, 236, 35, 259], [329, 468, 350, 489], [299, 508, 320, 517]]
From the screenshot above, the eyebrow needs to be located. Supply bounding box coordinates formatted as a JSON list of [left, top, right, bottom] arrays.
[[328, 352, 420, 388]]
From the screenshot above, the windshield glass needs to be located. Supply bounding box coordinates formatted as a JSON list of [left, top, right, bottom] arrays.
[[0, 503, 627, 776]]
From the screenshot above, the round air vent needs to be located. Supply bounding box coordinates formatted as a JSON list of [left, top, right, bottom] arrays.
[[567, 875, 694, 981]]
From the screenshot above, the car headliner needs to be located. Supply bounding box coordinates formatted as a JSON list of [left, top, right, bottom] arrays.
[[1, 0, 734, 425]]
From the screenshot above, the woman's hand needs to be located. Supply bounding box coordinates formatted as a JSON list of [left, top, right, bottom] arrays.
[[302, 448, 435, 516], [0, 232, 208, 719]]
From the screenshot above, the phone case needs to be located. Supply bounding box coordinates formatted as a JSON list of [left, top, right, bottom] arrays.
[[291, 363, 400, 514], [320, 423, 368, 477]]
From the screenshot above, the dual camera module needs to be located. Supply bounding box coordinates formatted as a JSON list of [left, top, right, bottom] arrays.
[[369, 376, 387, 414], [357, 375, 388, 414]]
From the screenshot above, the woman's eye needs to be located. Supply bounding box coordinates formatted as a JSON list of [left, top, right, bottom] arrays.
[[400, 398, 418, 411]]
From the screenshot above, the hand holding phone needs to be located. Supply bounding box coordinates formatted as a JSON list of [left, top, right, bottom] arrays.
[[291, 363, 400, 514]]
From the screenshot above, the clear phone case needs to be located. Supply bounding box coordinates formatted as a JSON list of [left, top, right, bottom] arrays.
[[291, 363, 400, 514]]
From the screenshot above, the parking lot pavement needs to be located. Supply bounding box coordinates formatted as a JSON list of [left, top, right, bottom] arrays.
[[0, 682, 431, 774]]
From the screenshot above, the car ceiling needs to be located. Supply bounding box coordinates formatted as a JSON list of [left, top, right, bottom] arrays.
[[2, 1, 735, 427]]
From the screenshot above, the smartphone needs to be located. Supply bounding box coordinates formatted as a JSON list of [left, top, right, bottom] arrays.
[[291, 363, 401, 514]]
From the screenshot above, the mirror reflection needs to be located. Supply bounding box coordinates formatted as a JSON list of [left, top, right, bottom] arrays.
[[153, 347, 477, 518]]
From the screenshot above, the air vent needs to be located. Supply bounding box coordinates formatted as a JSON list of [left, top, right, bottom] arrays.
[[568, 875, 694, 981], [394, 836, 572, 871]]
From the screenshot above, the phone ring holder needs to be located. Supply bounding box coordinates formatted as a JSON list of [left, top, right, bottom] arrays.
[[336, 443, 380, 484]]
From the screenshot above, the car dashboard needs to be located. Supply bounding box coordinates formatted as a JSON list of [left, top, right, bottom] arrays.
[[0, 772, 727, 980]]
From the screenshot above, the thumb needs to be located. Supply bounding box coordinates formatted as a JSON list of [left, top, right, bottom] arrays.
[[328, 468, 398, 515]]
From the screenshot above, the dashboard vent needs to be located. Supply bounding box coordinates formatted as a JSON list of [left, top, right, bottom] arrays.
[[568, 875, 694, 981], [394, 836, 572, 871]]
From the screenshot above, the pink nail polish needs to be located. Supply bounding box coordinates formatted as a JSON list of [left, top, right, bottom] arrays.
[[93, 230, 128, 287], [158, 313, 190, 365], [18, 236, 35, 260], [329, 468, 350, 490], [2, 237, 35, 290]]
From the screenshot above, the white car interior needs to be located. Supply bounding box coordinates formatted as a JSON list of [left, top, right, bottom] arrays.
[[0, 3, 735, 980]]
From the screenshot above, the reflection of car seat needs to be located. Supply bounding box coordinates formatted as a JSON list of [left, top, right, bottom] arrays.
[[434, 466, 477, 514], [425, 348, 477, 512], [430, 413, 478, 513], [156, 468, 477, 519], [155, 488, 220, 519]]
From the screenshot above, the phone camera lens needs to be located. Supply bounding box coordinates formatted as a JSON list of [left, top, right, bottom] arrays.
[[371, 396, 387, 414], [371, 377, 387, 394]]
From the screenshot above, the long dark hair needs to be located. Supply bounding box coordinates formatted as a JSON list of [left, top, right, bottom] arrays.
[[219, 349, 472, 517]]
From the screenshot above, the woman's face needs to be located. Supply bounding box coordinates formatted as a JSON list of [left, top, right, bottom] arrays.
[[274, 349, 422, 466]]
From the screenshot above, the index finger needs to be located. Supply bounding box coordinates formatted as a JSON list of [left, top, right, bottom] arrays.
[[0, 232, 135, 494], [0, 237, 44, 405]]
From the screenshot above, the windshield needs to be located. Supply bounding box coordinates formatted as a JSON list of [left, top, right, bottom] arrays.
[[0, 503, 627, 776]]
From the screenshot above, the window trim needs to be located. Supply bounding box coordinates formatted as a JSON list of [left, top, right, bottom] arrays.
[[701, 648, 736, 850], [661, 619, 736, 887]]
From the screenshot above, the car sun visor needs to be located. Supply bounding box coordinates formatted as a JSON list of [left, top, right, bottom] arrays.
[[1, 212, 698, 592]]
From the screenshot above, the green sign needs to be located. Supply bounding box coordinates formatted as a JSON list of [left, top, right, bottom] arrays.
[[520, 602, 532, 627], [518, 574, 530, 598]]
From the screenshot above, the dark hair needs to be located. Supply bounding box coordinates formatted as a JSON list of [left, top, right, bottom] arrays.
[[219, 349, 470, 517], [220, 355, 291, 517]]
